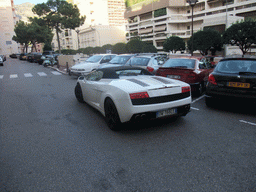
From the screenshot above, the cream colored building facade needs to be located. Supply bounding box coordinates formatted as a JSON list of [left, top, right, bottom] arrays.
[[0, 0, 19, 56], [52, 0, 127, 52], [124, 0, 256, 55]]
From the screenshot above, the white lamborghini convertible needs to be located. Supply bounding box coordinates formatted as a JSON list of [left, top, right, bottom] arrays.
[[75, 66, 191, 131]]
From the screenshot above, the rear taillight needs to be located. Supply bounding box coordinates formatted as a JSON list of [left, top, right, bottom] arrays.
[[182, 86, 190, 93], [130, 92, 149, 99], [147, 66, 154, 73], [208, 74, 217, 85]]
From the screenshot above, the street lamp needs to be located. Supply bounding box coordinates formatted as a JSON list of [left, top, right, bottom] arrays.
[[75, 29, 80, 50], [187, 0, 198, 56]]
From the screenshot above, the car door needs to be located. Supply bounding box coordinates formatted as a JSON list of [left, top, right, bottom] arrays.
[[81, 71, 103, 107]]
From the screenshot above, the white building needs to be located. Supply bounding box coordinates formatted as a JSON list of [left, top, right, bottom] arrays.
[[52, 0, 127, 52], [0, 0, 19, 56], [124, 0, 256, 55]]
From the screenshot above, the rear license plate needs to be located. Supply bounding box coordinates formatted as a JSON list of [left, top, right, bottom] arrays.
[[228, 82, 250, 88], [167, 75, 180, 79], [156, 108, 177, 118]]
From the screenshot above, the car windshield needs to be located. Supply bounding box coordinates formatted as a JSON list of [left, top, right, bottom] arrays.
[[109, 56, 132, 64], [85, 55, 103, 63], [129, 57, 150, 66], [216, 60, 256, 73], [162, 59, 195, 69]]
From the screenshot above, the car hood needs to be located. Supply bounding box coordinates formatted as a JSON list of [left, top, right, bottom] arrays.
[[71, 62, 98, 70], [100, 64, 123, 68]]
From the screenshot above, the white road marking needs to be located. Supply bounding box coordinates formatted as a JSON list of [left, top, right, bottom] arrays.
[[0, 75, 3, 79], [191, 107, 199, 111], [239, 120, 256, 126], [51, 71, 62, 75], [37, 72, 47, 76], [10, 74, 18, 78], [24, 73, 33, 77], [192, 94, 205, 103]]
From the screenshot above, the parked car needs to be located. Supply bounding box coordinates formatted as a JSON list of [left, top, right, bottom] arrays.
[[9, 53, 20, 58], [124, 54, 167, 74], [27, 52, 42, 63], [69, 54, 116, 76], [0, 55, 6, 62], [38, 51, 56, 64], [156, 57, 215, 95], [19, 53, 28, 60], [99, 54, 136, 68], [0, 55, 3, 66], [205, 55, 256, 107], [74, 66, 191, 131]]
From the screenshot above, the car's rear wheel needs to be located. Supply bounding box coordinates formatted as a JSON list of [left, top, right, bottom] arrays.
[[74, 83, 84, 103], [105, 99, 121, 131]]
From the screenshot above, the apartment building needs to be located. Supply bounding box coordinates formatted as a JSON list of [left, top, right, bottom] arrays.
[[124, 0, 256, 55], [52, 0, 127, 51], [0, 0, 19, 56]]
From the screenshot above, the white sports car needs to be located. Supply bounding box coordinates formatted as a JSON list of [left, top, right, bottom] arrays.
[[75, 66, 191, 131]]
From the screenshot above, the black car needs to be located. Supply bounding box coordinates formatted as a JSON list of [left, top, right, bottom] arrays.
[[205, 55, 256, 107], [27, 52, 42, 63], [10, 53, 20, 58]]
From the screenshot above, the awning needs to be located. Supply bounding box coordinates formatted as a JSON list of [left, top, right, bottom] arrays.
[[154, 26, 166, 32]]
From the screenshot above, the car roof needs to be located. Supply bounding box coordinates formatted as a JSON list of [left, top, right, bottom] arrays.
[[222, 55, 256, 60]]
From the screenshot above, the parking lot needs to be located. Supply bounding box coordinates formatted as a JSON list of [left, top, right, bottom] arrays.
[[0, 58, 255, 192]]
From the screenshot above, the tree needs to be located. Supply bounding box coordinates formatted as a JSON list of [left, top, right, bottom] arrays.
[[188, 28, 222, 56], [223, 19, 256, 55], [112, 43, 127, 54], [27, 17, 54, 52], [163, 36, 185, 53], [102, 44, 113, 53], [12, 21, 30, 53], [126, 38, 144, 53], [32, 0, 85, 53], [142, 42, 157, 53]]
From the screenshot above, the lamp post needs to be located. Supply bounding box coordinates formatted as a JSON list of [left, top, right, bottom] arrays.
[[187, 0, 198, 56], [75, 29, 80, 50]]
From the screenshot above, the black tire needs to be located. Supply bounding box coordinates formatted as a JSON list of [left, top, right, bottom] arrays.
[[104, 99, 121, 131], [196, 82, 204, 96], [74, 83, 84, 103], [205, 96, 214, 107]]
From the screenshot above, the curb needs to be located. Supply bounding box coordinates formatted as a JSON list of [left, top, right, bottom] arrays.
[[50, 66, 68, 75]]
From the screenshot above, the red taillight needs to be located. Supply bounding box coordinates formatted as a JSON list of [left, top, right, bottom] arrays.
[[208, 74, 217, 85], [147, 66, 154, 72], [130, 92, 149, 99], [182, 86, 190, 93]]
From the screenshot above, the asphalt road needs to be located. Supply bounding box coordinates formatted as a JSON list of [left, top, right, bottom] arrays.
[[0, 58, 256, 192]]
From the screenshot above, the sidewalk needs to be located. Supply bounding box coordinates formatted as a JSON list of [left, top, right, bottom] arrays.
[[50, 65, 68, 75]]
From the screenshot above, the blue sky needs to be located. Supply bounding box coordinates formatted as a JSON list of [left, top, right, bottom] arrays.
[[14, 0, 47, 5]]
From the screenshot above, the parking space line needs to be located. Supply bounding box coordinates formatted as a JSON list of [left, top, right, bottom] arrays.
[[191, 107, 199, 110], [24, 73, 33, 77], [37, 72, 47, 76], [239, 120, 256, 126], [192, 94, 205, 103], [10, 74, 18, 78]]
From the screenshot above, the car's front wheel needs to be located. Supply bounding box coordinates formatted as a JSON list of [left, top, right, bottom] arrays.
[[74, 83, 84, 103], [104, 98, 121, 131]]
